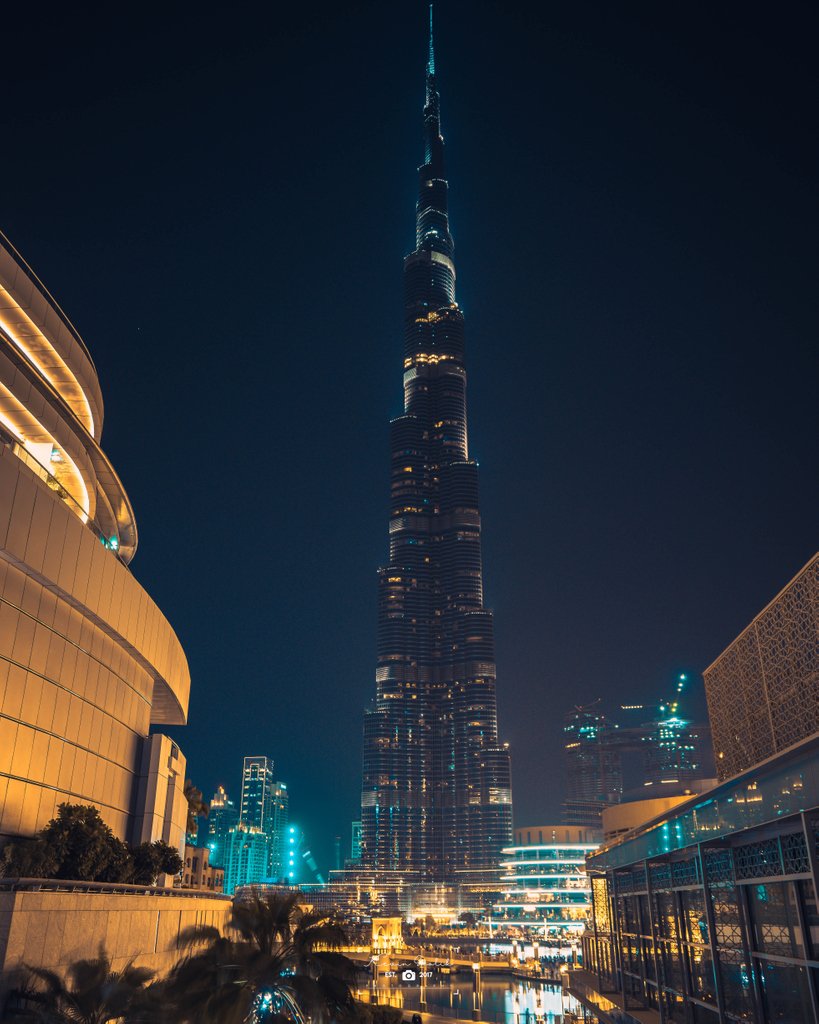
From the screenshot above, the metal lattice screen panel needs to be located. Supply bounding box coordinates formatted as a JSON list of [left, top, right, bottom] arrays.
[[671, 857, 700, 888], [734, 837, 782, 881], [781, 831, 810, 875], [704, 554, 819, 780]]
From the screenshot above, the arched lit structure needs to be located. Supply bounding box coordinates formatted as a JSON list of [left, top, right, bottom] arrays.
[[0, 230, 190, 850]]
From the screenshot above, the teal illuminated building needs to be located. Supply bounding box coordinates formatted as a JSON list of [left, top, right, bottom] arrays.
[[269, 782, 289, 879], [238, 755, 290, 881], [620, 674, 711, 791], [198, 784, 238, 869], [223, 827, 270, 896], [210, 757, 290, 889]]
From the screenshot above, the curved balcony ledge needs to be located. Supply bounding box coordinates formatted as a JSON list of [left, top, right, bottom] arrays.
[[0, 449, 189, 725]]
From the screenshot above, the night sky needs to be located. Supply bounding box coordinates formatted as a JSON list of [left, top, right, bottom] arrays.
[[2, 2, 817, 874]]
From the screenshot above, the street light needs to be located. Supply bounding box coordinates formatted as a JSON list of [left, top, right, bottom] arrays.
[[471, 962, 482, 1022]]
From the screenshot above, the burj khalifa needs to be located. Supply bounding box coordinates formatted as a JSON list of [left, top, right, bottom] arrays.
[[360, 8, 513, 881]]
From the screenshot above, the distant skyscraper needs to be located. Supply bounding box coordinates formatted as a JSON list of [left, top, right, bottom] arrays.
[[236, 756, 289, 882], [563, 681, 714, 826], [223, 827, 270, 896], [268, 781, 289, 880], [198, 784, 239, 868], [239, 756, 276, 832], [563, 703, 623, 827], [620, 675, 713, 789], [360, 5, 512, 881]]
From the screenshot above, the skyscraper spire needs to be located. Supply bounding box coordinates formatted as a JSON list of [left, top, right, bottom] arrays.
[[359, 9, 513, 883], [427, 4, 435, 76], [423, 5, 444, 180]]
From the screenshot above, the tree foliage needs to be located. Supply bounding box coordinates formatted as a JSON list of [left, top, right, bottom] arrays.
[[167, 890, 358, 1024], [130, 841, 184, 886], [183, 780, 208, 836], [0, 804, 182, 885]]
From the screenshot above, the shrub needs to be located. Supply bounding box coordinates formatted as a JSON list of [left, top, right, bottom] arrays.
[[0, 804, 183, 884]]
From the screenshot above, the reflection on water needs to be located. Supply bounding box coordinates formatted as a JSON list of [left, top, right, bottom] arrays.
[[357, 977, 581, 1024]]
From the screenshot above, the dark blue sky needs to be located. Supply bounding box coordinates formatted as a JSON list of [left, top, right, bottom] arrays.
[[2, 2, 817, 873]]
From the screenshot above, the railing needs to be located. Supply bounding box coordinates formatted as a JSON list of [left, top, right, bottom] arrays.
[[564, 969, 653, 1024], [0, 877, 231, 900]]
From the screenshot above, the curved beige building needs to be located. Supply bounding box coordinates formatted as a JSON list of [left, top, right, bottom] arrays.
[[0, 231, 190, 850]]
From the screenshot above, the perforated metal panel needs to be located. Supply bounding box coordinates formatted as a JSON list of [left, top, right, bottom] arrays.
[[704, 554, 819, 781]]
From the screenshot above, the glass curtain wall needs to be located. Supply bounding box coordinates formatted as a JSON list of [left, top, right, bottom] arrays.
[[581, 813, 819, 1023]]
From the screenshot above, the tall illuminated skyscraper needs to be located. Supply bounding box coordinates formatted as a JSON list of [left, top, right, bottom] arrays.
[[239, 756, 276, 832], [360, 9, 513, 880], [237, 756, 289, 881]]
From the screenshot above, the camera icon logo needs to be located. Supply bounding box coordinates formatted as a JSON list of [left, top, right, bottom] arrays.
[[401, 968, 417, 982]]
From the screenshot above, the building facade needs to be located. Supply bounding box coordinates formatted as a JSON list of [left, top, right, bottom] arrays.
[[268, 781, 289, 879], [239, 756, 276, 832], [359, 7, 512, 882], [570, 554, 819, 1024], [619, 676, 714, 791], [198, 784, 239, 868], [223, 826, 270, 896], [181, 843, 225, 892], [231, 756, 290, 884], [0, 231, 190, 853], [489, 825, 599, 942], [577, 738, 819, 1023], [704, 553, 819, 782]]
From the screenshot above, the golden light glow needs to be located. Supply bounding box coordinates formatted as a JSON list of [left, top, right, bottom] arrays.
[[0, 380, 90, 520], [403, 352, 457, 368], [0, 288, 95, 435]]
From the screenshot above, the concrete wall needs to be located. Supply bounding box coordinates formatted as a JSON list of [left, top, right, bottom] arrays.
[[0, 884, 232, 997], [132, 733, 188, 854]]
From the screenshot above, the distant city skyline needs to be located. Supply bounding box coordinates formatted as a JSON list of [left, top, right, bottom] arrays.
[[563, 675, 714, 826]]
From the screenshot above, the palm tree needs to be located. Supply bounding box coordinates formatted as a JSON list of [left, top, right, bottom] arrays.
[[183, 780, 208, 837], [160, 933, 262, 1024], [9, 949, 153, 1023], [167, 891, 357, 1024]]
